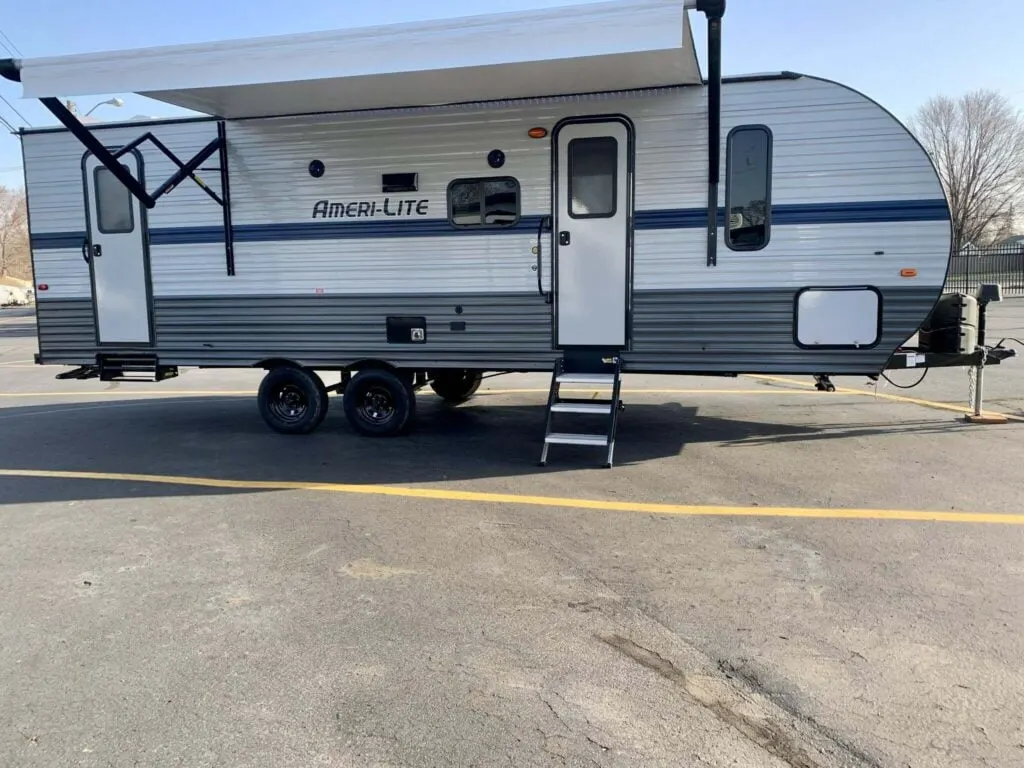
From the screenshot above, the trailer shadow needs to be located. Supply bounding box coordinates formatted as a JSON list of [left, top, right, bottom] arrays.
[[0, 393, 994, 507], [0, 391, 999, 512]]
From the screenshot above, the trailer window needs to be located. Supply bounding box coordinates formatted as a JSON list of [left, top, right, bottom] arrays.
[[725, 126, 772, 250], [448, 177, 520, 228], [568, 136, 617, 218], [94, 166, 135, 234]]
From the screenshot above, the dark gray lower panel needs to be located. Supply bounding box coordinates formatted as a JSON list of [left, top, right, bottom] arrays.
[[35, 286, 940, 374]]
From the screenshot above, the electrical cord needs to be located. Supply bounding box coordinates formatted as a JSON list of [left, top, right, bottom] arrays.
[[880, 369, 929, 389]]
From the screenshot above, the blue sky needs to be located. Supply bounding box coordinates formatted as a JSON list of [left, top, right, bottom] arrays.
[[2, 0, 1021, 189]]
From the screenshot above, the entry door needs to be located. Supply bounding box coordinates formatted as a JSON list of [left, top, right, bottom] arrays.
[[554, 119, 632, 348], [84, 152, 152, 344]]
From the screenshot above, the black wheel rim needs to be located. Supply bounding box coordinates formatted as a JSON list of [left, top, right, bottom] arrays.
[[268, 383, 309, 424], [358, 385, 396, 424]]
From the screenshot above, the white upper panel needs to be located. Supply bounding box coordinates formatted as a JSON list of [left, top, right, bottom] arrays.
[[14, 0, 701, 118]]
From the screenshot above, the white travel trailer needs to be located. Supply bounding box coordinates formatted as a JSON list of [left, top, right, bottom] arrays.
[[2, 0, 957, 465]]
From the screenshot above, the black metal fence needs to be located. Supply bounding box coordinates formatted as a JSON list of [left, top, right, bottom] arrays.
[[945, 244, 1024, 296]]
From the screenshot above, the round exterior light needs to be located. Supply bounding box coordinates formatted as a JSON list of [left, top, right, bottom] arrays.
[[528, 127, 548, 139]]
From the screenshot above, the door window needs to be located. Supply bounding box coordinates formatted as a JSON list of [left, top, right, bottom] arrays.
[[94, 166, 135, 234], [568, 137, 617, 219]]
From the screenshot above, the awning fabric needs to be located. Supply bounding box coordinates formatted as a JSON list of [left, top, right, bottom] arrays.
[[11, 0, 701, 118]]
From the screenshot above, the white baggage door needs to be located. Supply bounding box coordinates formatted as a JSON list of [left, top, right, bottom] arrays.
[[84, 153, 152, 344], [554, 119, 632, 348]]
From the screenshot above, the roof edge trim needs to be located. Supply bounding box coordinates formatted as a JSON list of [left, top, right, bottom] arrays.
[[0, 58, 21, 83]]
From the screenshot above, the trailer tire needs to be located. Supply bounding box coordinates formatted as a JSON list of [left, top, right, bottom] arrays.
[[429, 369, 483, 404], [257, 366, 328, 435], [313, 374, 330, 426], [343, 369, 416, 437]]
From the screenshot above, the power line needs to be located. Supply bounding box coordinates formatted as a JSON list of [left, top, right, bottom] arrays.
[[0, 27, 23, 57], [0, 92, 29, 127], [0, 112, 15, 133]]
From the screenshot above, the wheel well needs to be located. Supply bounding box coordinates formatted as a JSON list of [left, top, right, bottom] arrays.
[[254, 358, 399, 372], [255, 358, 303, 370], [346, 358, 397, 372]]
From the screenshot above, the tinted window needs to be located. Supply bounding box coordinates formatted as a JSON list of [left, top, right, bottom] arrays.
[[568, 137, 617, 218], [726, 126, 772, 250], [448, 178, 520, 228], [94, 166, 135, 234]]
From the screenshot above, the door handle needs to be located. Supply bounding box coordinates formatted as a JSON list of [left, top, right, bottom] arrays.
[[92, 244, 102, 258], [81, 238, 90, 263], [559, 231, 571, 246]]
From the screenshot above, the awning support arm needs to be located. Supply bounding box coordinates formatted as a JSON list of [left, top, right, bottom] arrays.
[[33, 93, 237, 276], [113, 131, 224, 206], [40, 97, 157, 207], [693, 0, 726, 267], [39, 96, 223, 211]]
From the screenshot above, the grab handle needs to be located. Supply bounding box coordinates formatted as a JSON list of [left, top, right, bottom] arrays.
[[536, 215, 552, 304]]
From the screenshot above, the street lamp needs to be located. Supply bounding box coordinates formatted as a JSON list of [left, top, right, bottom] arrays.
[[84, 97, 124, 116]]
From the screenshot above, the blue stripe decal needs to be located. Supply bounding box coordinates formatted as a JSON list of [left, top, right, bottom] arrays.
[[32, 232, 86, 250], [30, 199, 948, 250], [231, 214, 547, 243]]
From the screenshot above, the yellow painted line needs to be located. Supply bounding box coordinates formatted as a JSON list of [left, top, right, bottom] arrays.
[[0, 467, 1020, 525], [747, 374, 1024, 423]]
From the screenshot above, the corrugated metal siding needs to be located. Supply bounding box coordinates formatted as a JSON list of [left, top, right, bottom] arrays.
[[31, 248, 91, 299], [34, 285, 938, 375], [634, 222, 949, 290], [24, 77, 947, 299], [150, 293, 553, 368], [627, 285, 937, 372], [22, 120, 222, 235], [34, 299, 96, 361], [22, 120, 221, 300], [26, 76, 948, 375]]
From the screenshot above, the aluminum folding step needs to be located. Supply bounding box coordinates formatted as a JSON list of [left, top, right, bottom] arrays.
[[97, 355, 178, 383], [556, 373, 615, 385], [550, 402, 612, 415], [544, 432, 609, 446], [540, 354, 624, 468]]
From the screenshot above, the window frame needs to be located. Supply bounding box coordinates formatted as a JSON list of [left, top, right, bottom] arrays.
[[567, 136, 619, 220], [724, 124, 773, 252], [93, 165, 136, 235], [446, 176, 521, 229]]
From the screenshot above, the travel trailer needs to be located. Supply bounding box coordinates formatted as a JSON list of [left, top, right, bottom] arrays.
[[2, 0, 956, 465]]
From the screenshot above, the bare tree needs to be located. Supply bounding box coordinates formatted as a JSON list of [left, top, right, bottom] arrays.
[[0, 185, 30, 280], [910, 90, 1024, 250]]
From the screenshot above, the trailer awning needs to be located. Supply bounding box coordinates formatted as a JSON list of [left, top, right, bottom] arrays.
[[5, 0, 702, 119]]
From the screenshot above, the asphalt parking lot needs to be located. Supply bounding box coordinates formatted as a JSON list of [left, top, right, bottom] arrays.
[[1, 304, 1023, 768]]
